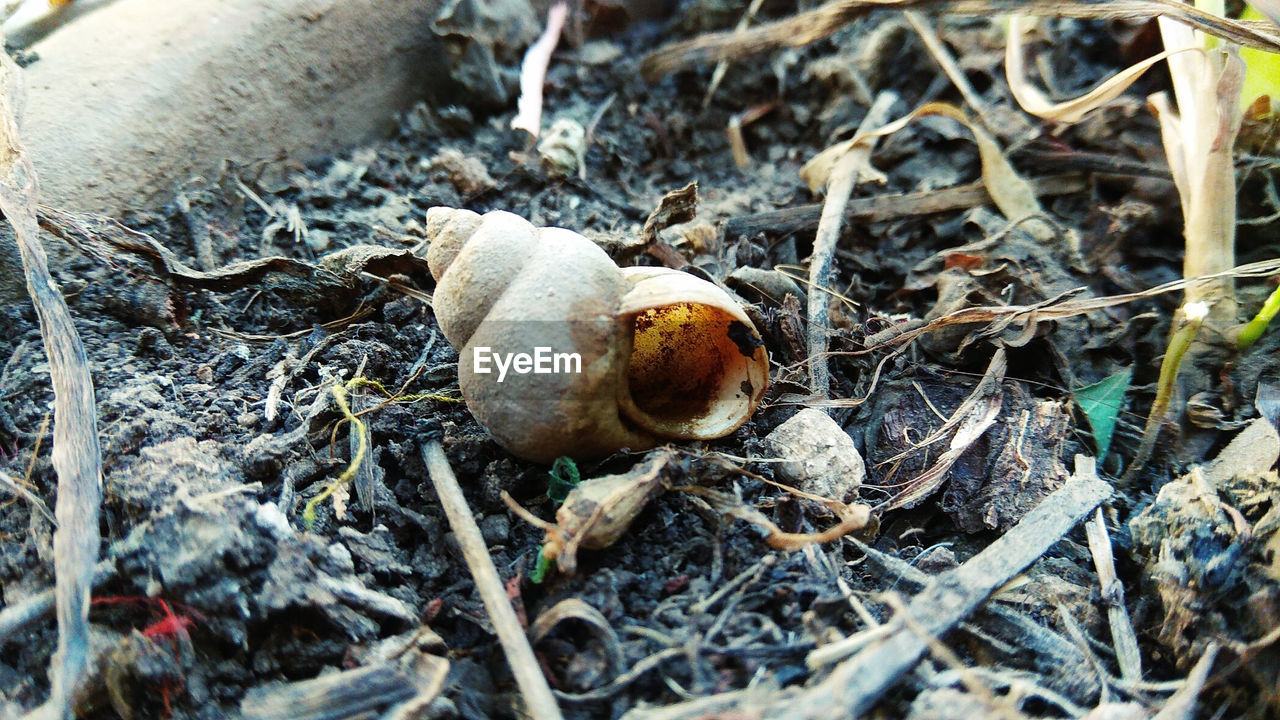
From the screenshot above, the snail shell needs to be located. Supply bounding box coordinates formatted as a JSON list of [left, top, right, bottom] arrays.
[[425, 207, 769, 462]]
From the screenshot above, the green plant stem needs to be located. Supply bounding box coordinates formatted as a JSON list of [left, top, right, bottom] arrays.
[[1237, 282, 1280, 350], [1121, 303, 1208, 483]]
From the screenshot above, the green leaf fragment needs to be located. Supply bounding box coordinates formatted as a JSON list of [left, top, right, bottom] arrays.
[[1074, 368, 1132, 461], [1240, 6, 1280, 110], [530, 547, 555, 583], [547, 456, 581, 502]]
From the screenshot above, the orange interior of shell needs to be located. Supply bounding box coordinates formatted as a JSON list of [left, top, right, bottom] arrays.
[[621, 302, 766, 439]]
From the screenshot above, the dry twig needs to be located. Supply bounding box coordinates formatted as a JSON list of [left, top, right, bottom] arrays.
[[512, 1, 568, 138], [702, 0, 766, 109], [723, 174, 1086, 239], [1085, 508, 1143, 683], [0, 51, 102, 720], [775, 456, 1111, 718], [806, 91, 897, 397], [904, 10, 1012, 137], [0, 561, 114, 641], [846, 538, 1096, 694], [421, 440, 564, 720], [881, 593, 1027, 720], [641, 0, 1280, 79]]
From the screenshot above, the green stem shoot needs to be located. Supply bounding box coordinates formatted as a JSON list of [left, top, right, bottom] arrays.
[[1121, 302, 1209, 483]]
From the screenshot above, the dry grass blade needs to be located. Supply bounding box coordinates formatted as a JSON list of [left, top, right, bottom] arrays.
[[0, 53, 102, 720], [0, 468, 55, 525], [1152, 643, 1218, 720], [1008, 8, 1245, 324], [641, 0, 1280, 80], [701, 0, 766, 109], [860, 258, 1280, 354], [1006, 15, 1199, 124]]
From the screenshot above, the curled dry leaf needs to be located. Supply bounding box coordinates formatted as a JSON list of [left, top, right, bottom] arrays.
[[529, 598, 625, 691], [1005, 15, 1199, 124], [240, 642, 449, 720], [1007, 12, 1246, 323], [881, 348, 1006, 512], [536, 117, 587, 179], [503, 451, 673, 575]]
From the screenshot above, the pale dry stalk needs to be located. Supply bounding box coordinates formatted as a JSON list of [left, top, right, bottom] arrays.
[[806, 91, 897, 397], [1154, 8, 1246, 326], [0, 51, 102, 720]]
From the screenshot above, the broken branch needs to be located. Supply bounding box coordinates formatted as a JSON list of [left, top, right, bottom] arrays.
[[780, 456, 1111, 718]]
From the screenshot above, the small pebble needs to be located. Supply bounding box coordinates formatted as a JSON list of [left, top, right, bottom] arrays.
[[765, 408, 865, 502], [480, 514, 509, 546]]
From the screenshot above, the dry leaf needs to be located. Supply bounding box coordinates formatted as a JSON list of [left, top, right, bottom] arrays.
[[801, 102, 1041, 227], [882, 348, 1007, 511], [503, 450, 672, 575], [1006, 15, 1199, 124]]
